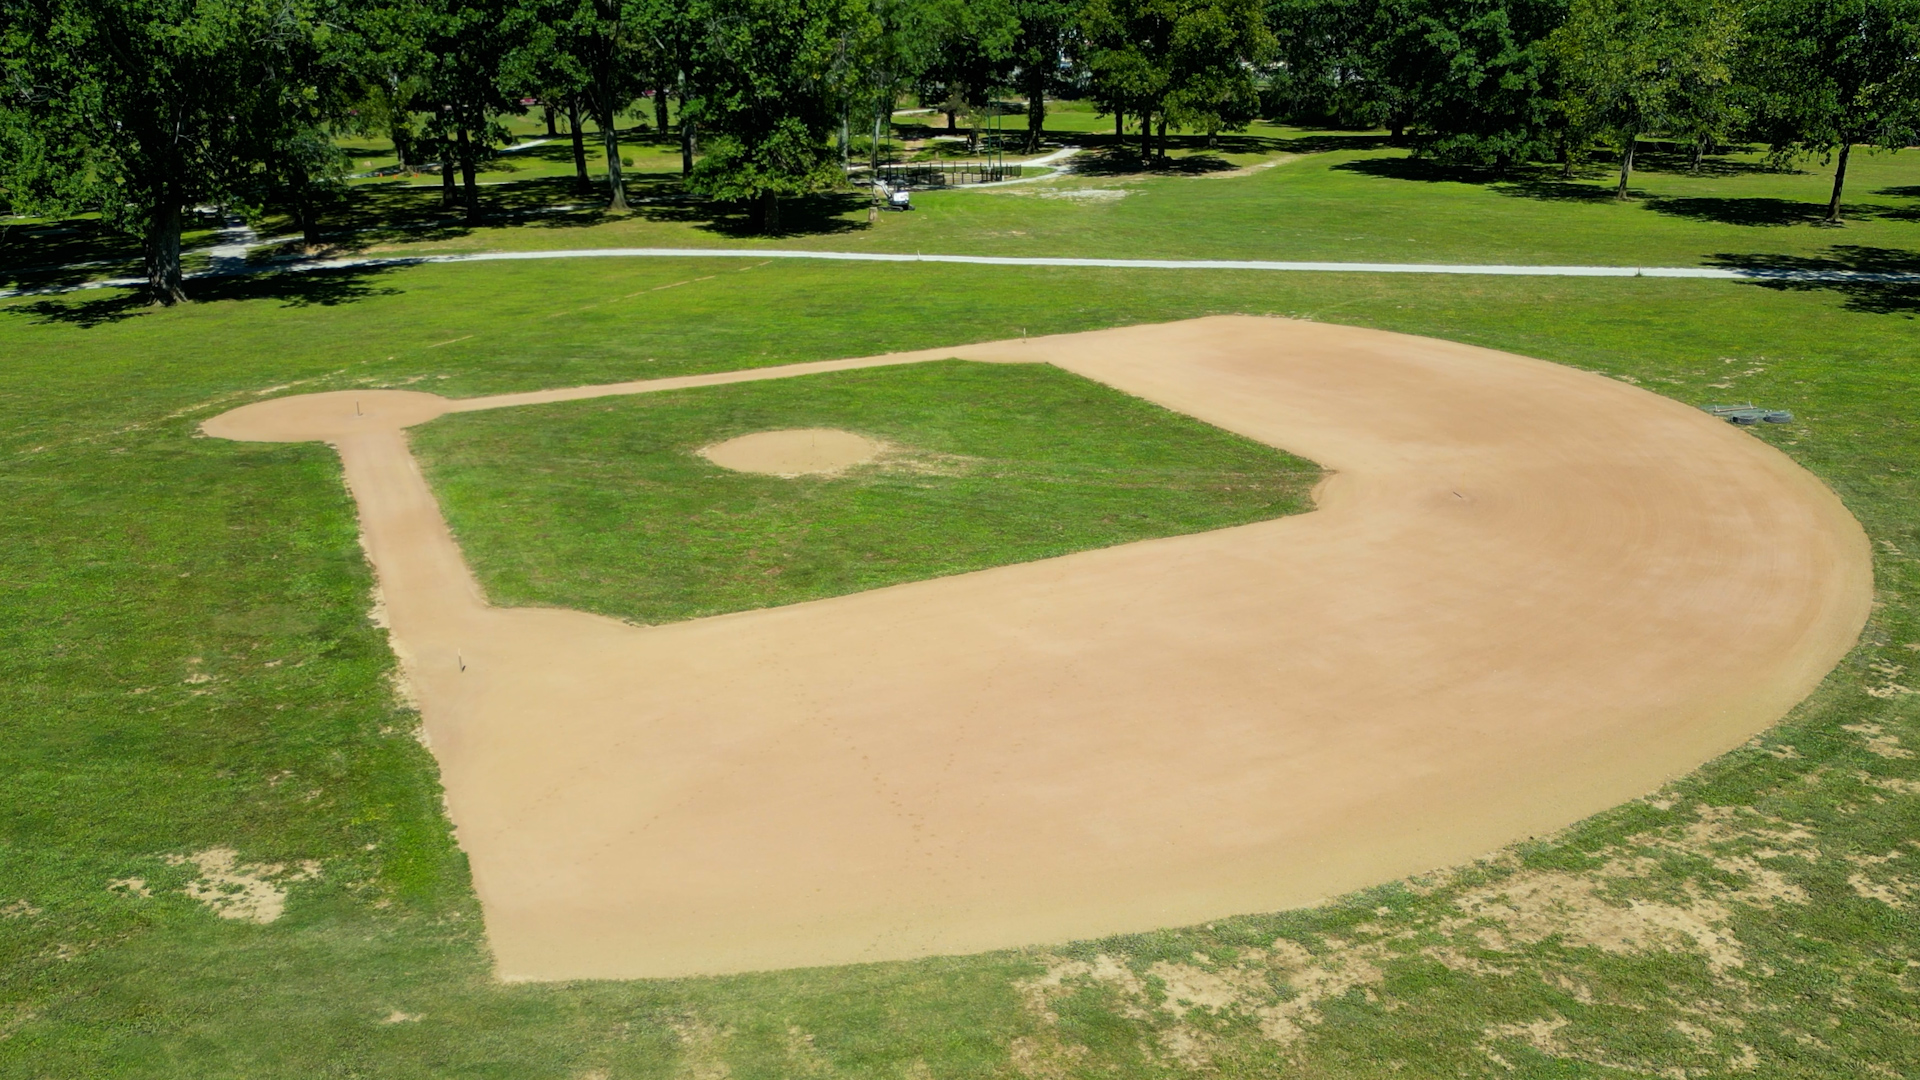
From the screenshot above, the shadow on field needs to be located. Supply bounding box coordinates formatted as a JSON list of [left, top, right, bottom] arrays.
[[1335, 156, 1607, 196], [1, 217, 221, 291], [1709, 246, 1920, 316], [644, 192, 871, 238], [1336, 154, 1899, 228], [295, 164, 867, 249], [1645, 196, 1830, 227], [1618, 141, 1775, 177], [1073, 131, 1389, 176], [1074, 146, 1239, 176], [5, 264, 401, 327]]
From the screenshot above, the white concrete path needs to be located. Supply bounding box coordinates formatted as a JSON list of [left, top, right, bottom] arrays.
[[5, 244, 1913, 301]]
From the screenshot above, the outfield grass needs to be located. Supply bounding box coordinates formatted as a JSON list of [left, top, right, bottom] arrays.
[[225, 129, 1920, 289], [2, 141, 1919, 1079], [410, 361, 1319, 625]]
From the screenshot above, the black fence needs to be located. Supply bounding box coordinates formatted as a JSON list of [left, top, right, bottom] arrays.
[[867, 162, 1025, 188]]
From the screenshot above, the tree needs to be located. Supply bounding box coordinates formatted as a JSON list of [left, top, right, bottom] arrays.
[[1387, 0, 1566, 169], [530, 0, 665, 211], [254, 0, 362, 246], [1269, 0, 1420, 137], [3, 0, 283, 303], [905, 0, 1017, 150], [345, 0, 430, 172], [1549, 0, 1741, 198], [1743, 0, 1920, 223], [682, 0, 877, 231], [418, 0, 524, 220], [1082, 0, 1271, 161], [1011, 0, 1081, 150]]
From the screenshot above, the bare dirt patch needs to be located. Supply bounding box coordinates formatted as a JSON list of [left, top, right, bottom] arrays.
[[697, 428, 881, 477], [165, 847, 320, 923]]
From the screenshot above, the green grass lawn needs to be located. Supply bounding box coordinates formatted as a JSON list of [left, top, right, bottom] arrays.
[[410, 361, 1319, 625], [2, 133, 1919, 1079], [226, 121, 1920, 288]]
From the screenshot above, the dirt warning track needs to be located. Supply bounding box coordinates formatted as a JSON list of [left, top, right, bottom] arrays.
[[204, 316, 1871, 980]]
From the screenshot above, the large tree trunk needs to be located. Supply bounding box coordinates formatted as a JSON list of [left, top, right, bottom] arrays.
[[1690, 137, 1705, 173], [391, 123, 412, 169], [1615, 135, 1636, 199], [1025, 69, 1045, 152], [1390, 117, 1405, 144], [681, 119, 696, 177], [457, 123, 480, 219], [441, 149, 456, 207], [946, 108, 957, 132], [1114, 108, 1123, 139], [654, 89, 669, 133], [568, 98, 591, 194], [601, 105, 629, 211], [145, 200, 186, 305], [293, 173, 320, 248], [754, 189, 779, 233], [1156, 114, 1168, 161], [1140, 107, 1151, 161], [1826, 140, 1852, 224], [543, 105, 557, 137]]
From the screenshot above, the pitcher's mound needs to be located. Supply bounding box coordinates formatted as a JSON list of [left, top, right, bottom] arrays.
[[700, 428, 881, 476]]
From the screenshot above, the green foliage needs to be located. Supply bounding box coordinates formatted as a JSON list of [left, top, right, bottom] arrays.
[[1389, 0, 1566, 167], [689, 117, 846, 203], [1549, 0, 1742, 192], [905, 0, 1018, 124], [681, 0, 878, 226], [1081, 0, 1273, 153], [1744, 0, 1920, 152], [2, 0, 292, 298], [1742, 0, 1920, 219], [1270, 0, 1566, 167]]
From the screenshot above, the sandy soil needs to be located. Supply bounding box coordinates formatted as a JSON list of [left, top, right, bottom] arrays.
[[203, 316, 1871, 980], [699, 428, 881, 476]]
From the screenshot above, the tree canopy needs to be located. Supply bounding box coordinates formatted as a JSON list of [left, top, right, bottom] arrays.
[[7, 0, 1918, 302]]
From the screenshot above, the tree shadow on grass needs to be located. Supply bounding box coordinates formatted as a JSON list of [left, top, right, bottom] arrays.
[[1707, 246, 1920, 315], [1333, 156, 1618, 203], [312, 172, 867, 248], [634, 191, 871, 238], [1072, 146, 1238, 176], [1, 218, 143, 283], [1644, 196, 1829, 227], [4, 263, 401, 328], [1618, 140, 1776, 177], [1071, 131, 1391, 177], [1335, 154, 1886, 227]]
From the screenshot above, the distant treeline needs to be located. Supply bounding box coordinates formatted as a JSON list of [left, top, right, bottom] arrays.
[[3, 0, 1918, 301]]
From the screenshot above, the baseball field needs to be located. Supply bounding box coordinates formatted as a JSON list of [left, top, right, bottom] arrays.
[[4, 129, 1919, 1078]]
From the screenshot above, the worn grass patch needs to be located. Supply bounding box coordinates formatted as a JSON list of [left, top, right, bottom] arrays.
[[410, 361, 1319, 624]]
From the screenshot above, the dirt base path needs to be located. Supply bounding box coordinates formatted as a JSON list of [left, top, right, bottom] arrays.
[[204, 316, 1870, 980]]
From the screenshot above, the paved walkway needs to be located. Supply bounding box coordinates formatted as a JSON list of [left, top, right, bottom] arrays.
[[5, 244, 1914, 301]]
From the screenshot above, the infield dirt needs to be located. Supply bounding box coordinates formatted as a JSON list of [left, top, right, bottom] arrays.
[[203, 316, 1872, 980]]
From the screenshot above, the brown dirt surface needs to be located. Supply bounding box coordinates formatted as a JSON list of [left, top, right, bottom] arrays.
[[698, 428, 882, 476], [202, 316, 1872, 980]]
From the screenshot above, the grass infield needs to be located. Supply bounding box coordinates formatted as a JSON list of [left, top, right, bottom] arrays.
[[1, 133, 1918, 1078], [411, 361, 1320, 626]]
